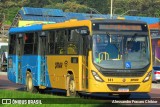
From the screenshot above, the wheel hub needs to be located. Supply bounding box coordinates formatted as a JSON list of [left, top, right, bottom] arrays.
[[69, 80, 75, 92], [28, 77, 32, 90]]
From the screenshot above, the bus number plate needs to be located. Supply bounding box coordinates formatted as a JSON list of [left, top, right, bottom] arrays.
[[118, 88, 129, 92]]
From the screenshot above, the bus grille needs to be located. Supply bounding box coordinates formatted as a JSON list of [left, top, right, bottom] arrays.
[[107, 84, 140, 91], [101, 71, 145, 77]]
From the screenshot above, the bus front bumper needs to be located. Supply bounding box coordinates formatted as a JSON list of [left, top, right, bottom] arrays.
[[87, 79, 151, 93]]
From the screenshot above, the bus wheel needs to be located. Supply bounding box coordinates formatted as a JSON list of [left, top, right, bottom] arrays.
[[119, 94, 131, 99], [67, 74, 76, 97], [26, 72, 37, 93]]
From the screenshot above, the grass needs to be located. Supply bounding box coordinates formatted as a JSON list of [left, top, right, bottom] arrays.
[[0, 90, 123, 107]]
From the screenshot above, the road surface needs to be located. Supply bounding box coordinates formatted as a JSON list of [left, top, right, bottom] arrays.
[[0, 72, 24, 90], [0, 72, 160, 99]]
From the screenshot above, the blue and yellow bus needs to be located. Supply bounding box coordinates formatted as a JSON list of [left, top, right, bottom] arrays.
[[8, 19, 152, 98]]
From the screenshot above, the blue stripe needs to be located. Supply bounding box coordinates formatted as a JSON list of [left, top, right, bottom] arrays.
[[124, 16, 160, 24], [9, 25, 42, 34]]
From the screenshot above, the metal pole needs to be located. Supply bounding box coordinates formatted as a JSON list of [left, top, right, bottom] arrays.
[[110, 0, 113, 19], [2, 13, 5, 36], [120, 10, 137, 16]]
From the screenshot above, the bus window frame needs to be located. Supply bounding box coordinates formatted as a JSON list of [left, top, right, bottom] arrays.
[[38, 31, 49, 56], [24, 32, 38, 55], [47, 26, 90, 56], [9, 34, 17, 55]]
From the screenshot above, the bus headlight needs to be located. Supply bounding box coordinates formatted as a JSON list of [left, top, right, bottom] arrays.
[[91, 71, 104, 82], [143, 71, 152, 82]]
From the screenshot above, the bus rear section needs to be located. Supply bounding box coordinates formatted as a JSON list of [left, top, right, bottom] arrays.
[[8, 25, 51, 89], [86, 20, 152, 98]]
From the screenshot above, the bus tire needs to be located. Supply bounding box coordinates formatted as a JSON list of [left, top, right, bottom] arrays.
[[66, 74, 77, 97], [119, 94, 131, 99], [26, 72, 37, 93]]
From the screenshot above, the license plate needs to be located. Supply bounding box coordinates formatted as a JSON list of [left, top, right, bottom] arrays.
[[118, 88, 129, 92]]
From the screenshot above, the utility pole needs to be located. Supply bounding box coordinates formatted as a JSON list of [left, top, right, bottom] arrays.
[[110, 0, 113, 19], [0, 13, 5, 37], [2, 13, 5, 36], [120, 10, 137, 16]]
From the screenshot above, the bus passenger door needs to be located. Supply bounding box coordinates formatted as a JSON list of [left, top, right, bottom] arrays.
[[17, 35, 24, 83], [39, 33, 47, 86], [82, 36, 89, 90]]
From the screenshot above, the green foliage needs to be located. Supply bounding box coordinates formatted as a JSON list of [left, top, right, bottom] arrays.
[[45, 1, 88, 13], [25, 0, 50, 7], [113, 0, 160, 17], [0, 0, 159, 25], [0, 0, 26, 24]]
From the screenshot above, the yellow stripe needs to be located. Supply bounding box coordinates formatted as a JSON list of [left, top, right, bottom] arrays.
[[42, 20, 92, 32]]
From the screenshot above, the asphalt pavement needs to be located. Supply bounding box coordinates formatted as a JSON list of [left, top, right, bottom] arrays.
[[0, 71, 160, 99], [1, 71, 160, 89]]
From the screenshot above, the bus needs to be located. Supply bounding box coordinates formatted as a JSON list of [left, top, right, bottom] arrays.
[[8, 19, 152, 98], [150, 21, 160, 82], [0, 42, 8, 72]]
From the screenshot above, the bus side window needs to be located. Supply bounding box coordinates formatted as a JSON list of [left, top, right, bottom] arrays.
[[67, 30, 79, 55], [9, 35, 16, 55], [67, 44, 77, 54], [55, 30, 66, 55], [48, 31, 55, 54], [24, 33, 34, 54], [34, 32, 38, 54]]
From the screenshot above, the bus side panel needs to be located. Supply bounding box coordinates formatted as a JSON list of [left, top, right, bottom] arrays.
[[7, 55, 17, 83], [39, 56, 51, 87], [47, 55, 82, 90], [21, 55, 38, 86], [19, 55, 52, 87], [44, 61, 51, 88]]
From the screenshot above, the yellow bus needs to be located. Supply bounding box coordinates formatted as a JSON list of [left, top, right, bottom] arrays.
[[8, 19, 152, 98]]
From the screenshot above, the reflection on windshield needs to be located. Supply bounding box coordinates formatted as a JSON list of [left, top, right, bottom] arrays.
[[93, 34, 150, 69]]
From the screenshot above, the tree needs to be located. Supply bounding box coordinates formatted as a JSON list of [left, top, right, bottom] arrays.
[[24, 0, 50, 7], [0, 0, 159, 25], [112, 0, 160, 17], [45, 1, 88, 13]]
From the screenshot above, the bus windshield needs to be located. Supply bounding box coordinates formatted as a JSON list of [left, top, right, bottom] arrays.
[[92, 33, 150, 69]]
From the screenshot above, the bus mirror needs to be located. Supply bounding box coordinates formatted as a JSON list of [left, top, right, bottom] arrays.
[[78, 28, 89, 36], [18, 33, 23, 38], [39, 31, 47, 37]]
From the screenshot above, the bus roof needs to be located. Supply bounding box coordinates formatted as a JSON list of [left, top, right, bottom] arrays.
[[9, 24, 42, 34], [9, 19, 147, 34], [42, 19, 147, 31], [42, 20, 91, 30]]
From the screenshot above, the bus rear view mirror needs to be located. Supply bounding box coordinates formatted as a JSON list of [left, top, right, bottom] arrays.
[[78, 27, 90, 36], [39, 31, 48, 37]]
